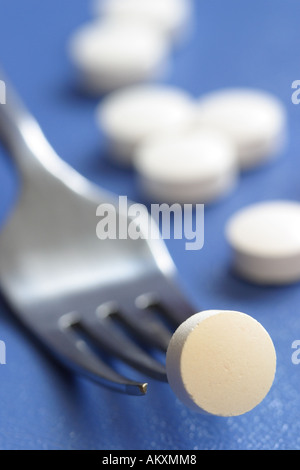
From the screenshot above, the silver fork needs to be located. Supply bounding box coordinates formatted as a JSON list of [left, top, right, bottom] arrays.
[[0, 73, 196, 396]]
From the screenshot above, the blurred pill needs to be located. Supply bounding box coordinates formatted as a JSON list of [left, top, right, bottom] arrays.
[[68, 20, 170, 94], [226, 200, 300, 284], [166, 310, 276, 417], [97, 85, 195, 164], [134, 129, 238, 204], [92, 0, 192, 43], [196, 88, 287, 170]]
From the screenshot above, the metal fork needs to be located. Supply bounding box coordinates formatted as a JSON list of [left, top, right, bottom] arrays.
[[0, 73, 196, 396]]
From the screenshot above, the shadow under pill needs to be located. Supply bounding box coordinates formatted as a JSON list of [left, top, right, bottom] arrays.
[[58, 77, 110, 106], [210, 266, 295, 304]]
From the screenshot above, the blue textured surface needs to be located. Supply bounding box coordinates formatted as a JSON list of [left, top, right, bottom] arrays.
[[0, 0, 300, 450]]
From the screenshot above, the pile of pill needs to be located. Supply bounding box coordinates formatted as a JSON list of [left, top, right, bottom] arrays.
[[68, 1, 287, 206], [96, 84, 286, 204]]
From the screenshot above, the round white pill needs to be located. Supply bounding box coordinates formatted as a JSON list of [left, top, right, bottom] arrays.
[[166, 310, 276, 417], [196, 88, 287, 169], [225, 200, 300, 285], [68, 21, 169, 94], [134, 129, 238, 204], [93, 0, 192, 43], [97, 85, 195, 164]]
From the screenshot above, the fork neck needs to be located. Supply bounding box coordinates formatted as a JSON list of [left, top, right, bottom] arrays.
[[0, 76, 64, 177]]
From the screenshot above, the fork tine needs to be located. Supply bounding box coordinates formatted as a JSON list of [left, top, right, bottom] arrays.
[[96, 300, 172, 351], [74, 319, 167, 382], [152, 277, 197, 325], [44, 327, 148, 396], [107, 310, 172, 352]]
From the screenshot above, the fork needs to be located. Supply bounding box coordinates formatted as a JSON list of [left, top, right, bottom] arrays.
[[0, 72, 196, 396]]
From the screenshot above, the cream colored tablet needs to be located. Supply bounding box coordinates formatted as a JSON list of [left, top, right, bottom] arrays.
[[225, 201, 300, 284], [166, 310, 276, 417], [97, 85, 195, 164], [196, 88, 287, 169], [93, 0, 192, 43], [134, 129, 238, 204], [68, 21, 169, 94]]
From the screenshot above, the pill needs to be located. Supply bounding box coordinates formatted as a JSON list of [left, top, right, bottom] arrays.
[[225, 200, 300, 285], [97, 85, 195, 164], [133, 129, 238, 204], [196, 88, 287, 169], [68, 20, 169, 94], [166, 310, 276, 417], [92, 0, 192, 43]]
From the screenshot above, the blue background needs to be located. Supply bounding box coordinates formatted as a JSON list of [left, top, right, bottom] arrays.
[[0, 0, 300, 450]]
